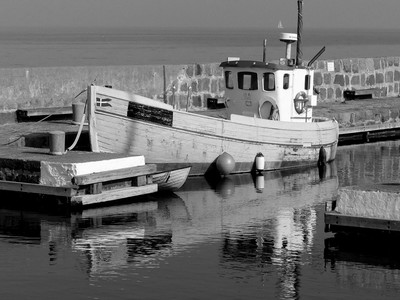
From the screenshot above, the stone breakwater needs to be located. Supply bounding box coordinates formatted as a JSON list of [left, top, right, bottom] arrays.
[[0, 57, 399, 122], [313, 57, 400, 101]]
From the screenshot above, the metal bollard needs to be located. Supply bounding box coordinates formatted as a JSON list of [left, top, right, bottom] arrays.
[[49, 131, 65, 155], [72, 102, 85, 124]]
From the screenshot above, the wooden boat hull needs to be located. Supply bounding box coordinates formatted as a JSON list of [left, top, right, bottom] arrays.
[[87, 86, 339, 176]]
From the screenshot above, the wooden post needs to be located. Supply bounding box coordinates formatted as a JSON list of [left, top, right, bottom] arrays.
[[172, 86, 176, 109], [163, 65, 167, 104]]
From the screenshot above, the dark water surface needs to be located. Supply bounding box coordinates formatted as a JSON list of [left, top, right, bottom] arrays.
[[2, 141, 400, 299]]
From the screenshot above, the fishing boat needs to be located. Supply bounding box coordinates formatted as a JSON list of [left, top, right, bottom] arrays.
[[86, 1, 339, 176]]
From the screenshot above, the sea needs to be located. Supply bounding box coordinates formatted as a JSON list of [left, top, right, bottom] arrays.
[[2, 141, 400, 299], [0, 27, 400, 68], [2, 27, 400, 299]]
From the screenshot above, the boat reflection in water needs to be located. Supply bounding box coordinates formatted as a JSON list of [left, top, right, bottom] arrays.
[[0, 163, 338, 299], [70, 163, 337, 283]]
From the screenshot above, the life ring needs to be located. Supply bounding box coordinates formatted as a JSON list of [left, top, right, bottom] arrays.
[[294, 91, 309, 114]]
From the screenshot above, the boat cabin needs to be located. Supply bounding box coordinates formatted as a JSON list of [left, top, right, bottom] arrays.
[[220, 59, 317, 123]]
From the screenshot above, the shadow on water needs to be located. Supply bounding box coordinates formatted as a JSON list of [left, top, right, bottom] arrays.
[[325, 231, 400, 269], [324, 232, 400, 292]]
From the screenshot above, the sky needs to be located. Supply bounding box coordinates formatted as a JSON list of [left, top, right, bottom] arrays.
[[0, 0, 399, 30]]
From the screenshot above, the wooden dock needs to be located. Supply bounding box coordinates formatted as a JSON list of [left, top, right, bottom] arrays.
[[0, 146, 159, 206], [325, 183, 400, 233]]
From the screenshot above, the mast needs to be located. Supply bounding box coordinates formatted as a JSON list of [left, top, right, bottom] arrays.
[[295, 0, 303, 66]]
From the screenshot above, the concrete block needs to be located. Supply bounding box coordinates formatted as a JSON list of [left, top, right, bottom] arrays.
[[336, 185, 400, 220]]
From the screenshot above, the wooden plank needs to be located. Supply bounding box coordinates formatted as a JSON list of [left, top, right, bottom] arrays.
[[0, 180, 77, 197], [89, 182, 103, 194], [132, 175, 147, 187], [72, 164, 157, 185], [16, 106, 72, 117], [325, 212, 400, 232], [71, 183, 158, 206]]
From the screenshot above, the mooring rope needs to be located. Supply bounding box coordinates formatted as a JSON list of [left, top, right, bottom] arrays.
[[65, 98, 88, 152]]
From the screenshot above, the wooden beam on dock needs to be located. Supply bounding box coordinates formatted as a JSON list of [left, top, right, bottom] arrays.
[[72, 164, 157, 185], [0, 180, 77, 197], [71, 183, 157, 206], [16, 106, 72, 122], [325, 212, 400, 232]]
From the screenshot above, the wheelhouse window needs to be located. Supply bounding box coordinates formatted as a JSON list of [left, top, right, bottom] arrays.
[[305, 75, 311, 90], [283, 74, 290, 90], [238, 72, 258, 90], [225, 71, 234, 89], [263, 72, 275, 91]]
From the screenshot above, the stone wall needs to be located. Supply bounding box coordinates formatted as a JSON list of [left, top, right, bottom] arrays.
[[0, 57, 399, 116], [313, 57, 400, 101]]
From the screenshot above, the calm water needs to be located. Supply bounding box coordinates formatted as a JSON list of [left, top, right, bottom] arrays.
[[2, 141, 400, 299], [1, 27, 400, 68]]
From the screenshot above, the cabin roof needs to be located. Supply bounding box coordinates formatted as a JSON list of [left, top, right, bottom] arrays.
[[220, 60, 304, 71]]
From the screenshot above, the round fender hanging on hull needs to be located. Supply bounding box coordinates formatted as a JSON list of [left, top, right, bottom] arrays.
[[216, 152, 236, 175]]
